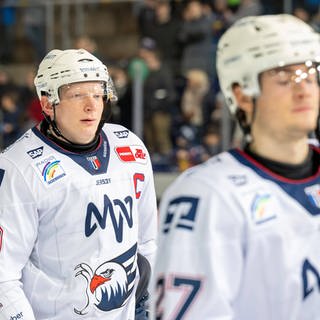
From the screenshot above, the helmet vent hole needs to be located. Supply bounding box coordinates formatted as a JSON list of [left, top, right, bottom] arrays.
[[79, 58, 93, 62], [254, 25, 261, 31], [96, 73, 100, 77], [84, 73, 88, 77]]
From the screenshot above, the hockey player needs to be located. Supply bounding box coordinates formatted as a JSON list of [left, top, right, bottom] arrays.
[[0, 49, 157, 319], [151, 14, 320, 319]]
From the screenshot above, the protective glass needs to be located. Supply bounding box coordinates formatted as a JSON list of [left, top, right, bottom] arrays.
[[59, 82, 106, 102], [264, 62, 320, 86]]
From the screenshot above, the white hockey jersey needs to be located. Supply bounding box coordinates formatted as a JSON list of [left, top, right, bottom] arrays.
[[0, 123, 157, 320], [152, 148, 320, 320]]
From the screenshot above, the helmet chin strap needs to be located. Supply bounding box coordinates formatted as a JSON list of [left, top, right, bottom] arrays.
[[315, 115, 320, 142], [42, 109, 76, 145], [42, 98, 112, 147]]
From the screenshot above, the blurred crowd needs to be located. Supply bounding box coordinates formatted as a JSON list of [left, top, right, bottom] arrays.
[[1, 0, 320, 172]]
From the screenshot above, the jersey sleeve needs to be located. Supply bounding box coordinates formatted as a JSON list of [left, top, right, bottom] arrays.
[[151, 173, 245, 319], [136, 148, 158, 269], [0, 157, 37, 319]]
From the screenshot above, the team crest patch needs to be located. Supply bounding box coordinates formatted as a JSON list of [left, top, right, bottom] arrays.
[[86, 156, 101, 170], [251, 193, 276, 224], [35, 155, 66, 185], [115, 145, 147, 164], [304, 184, 320, 208], [74, 243, 137, 315]]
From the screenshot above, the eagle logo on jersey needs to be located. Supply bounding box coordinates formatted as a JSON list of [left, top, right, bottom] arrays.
[[74, 243, 137, 315]]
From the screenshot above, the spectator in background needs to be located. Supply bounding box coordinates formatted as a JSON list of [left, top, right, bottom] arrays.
[[0, 0, 17, 63], [0, 70, 17, 98], [304, 0, 320, 13], [189, 121, 222, 164], [180, 69, 214, 144], [229, 0, 262, 22], [210, 0, 233, 44], [173, 124, 195, 172], [0, 90, 22, 149], [108, 64, 133, 129], [74, 35, 107, 63], [10, 67, 42, 131], [74, 35, 98, 55], [134, 0, 157, 38], [177, 0, 214, 78], [140, 38, 176, 163], [147, 0, 181, 76], [19, 68, 37, 109], [18, 68, 43, 130], [292, 6, 320, 32], [23, 3, 46, 63], [172, 121, 222, 171], [209, 0, 234, 90]]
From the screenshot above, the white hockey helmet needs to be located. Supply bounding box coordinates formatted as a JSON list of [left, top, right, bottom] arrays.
[[216, 14, 320, 114], [34, 48, 117, 105]]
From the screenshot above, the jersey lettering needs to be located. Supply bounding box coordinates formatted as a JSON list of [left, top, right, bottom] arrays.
[[85, 194, 133, 242], [162, 196, 199, 234], [133, 173, 145, 199], [156, 274, 202, 320], [302, 258, 320, 299]]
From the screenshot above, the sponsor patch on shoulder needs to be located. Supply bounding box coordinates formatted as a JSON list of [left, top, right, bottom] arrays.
[[115, 145, 147, 164], [35, 155, 66, 185], [251, 193, 277, 224], [305, 184, 320, 208], [113, 129, 129, 139], [27, 146, 44, 159]]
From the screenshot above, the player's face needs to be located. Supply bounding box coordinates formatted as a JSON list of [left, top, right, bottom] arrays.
[[55, 81, 105, 144], [253, 63, 319, 141]]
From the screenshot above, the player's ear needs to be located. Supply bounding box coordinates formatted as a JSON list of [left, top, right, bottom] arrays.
[[232, 84, 254, 114], [40, 96, 54, 118]]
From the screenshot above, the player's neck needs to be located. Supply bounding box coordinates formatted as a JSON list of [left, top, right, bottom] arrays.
[[249, 136, 309, 165], [40, 120, 100, 153]]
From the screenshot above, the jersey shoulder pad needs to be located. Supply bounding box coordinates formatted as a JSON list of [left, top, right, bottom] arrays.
[[0, 130, 39, 166]]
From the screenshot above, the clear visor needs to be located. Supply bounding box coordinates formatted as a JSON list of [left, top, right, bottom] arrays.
[[59, 79, 118, 102], [264, 62, 320, 85]]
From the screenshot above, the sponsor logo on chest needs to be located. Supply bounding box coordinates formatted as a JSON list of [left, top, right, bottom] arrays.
[[35, 155, 66, 185], [115, 145, 147, 164], [27, 146, 44, 159]]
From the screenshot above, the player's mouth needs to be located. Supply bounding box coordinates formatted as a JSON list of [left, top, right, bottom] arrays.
[[292, 106, 313, 113], [81, 119, 96, 124]]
